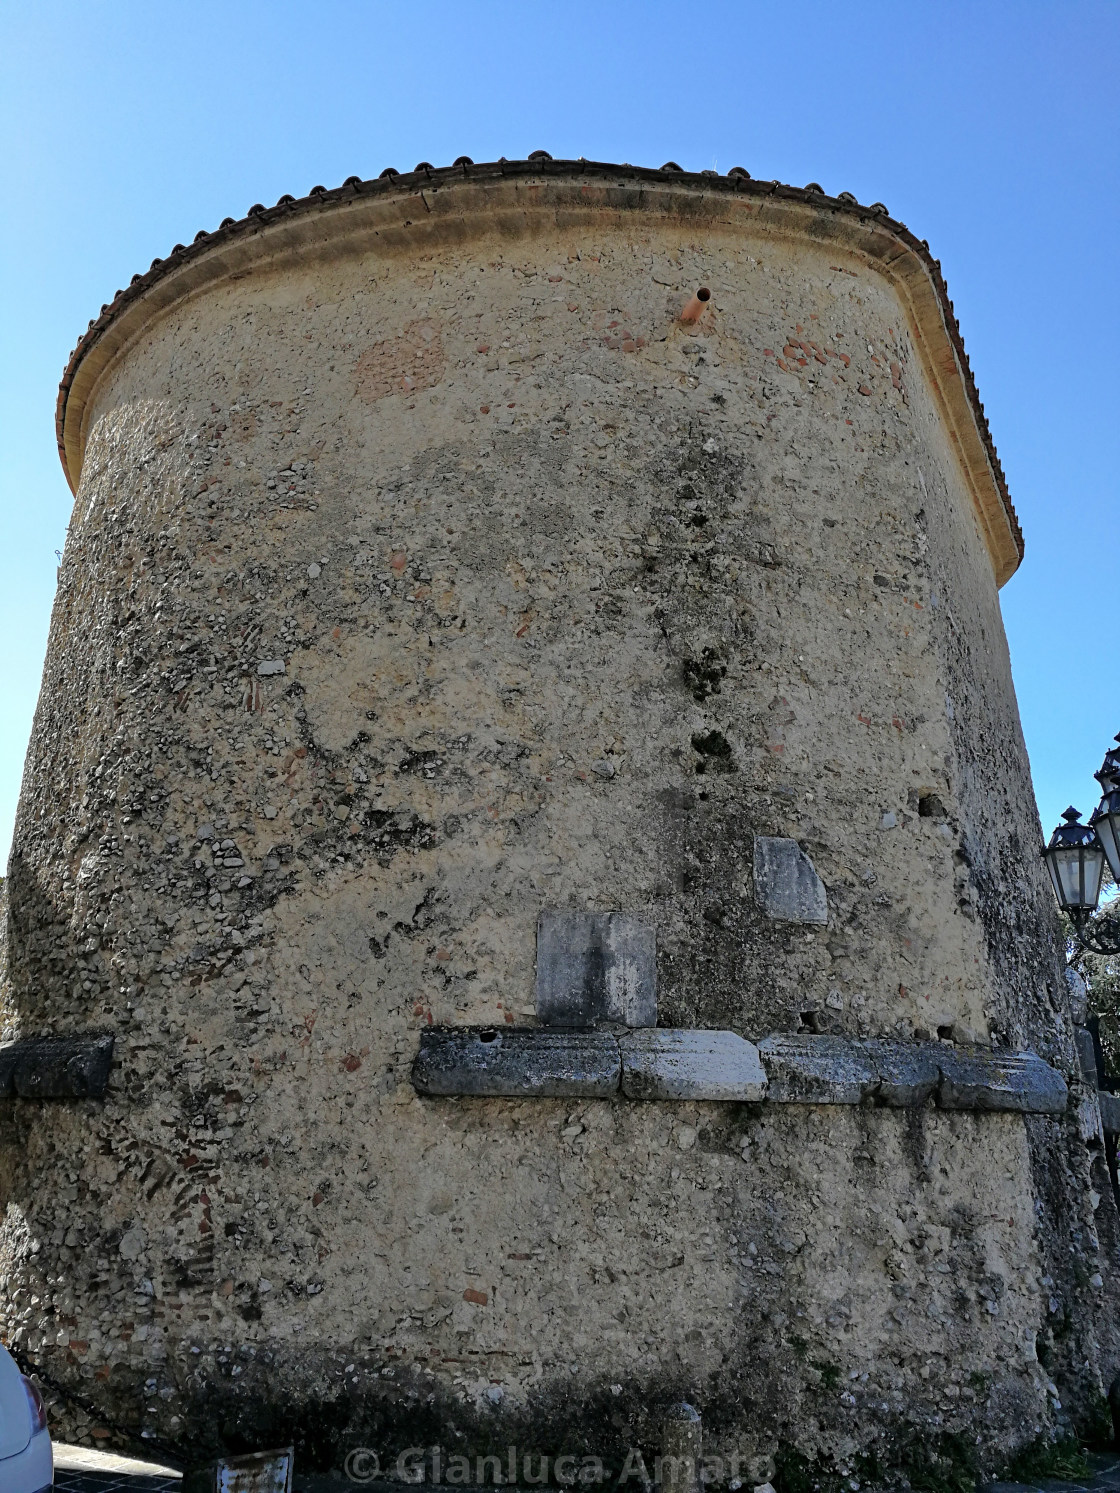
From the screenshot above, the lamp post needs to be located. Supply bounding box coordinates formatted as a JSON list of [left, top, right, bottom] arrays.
[[1044, 736, 1120, 955]]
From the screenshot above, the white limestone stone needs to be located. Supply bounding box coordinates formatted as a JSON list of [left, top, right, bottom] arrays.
[[620, 1029, 767, 1101]]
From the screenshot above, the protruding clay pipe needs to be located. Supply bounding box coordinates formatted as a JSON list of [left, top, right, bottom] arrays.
[[679, 287, 712, 324]]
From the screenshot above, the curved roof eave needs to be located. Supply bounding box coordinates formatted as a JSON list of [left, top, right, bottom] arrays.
[[55, 154, 1023, 587]]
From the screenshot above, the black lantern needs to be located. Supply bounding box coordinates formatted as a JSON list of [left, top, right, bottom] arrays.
[[1091, 787, 1120, 884], [1043, 808, 1105, 913], [1045, 734, 1120, 955], [1095, 735, 1120, 794]]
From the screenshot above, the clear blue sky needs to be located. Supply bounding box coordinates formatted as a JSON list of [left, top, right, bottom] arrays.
[[2, 1, 1117, 867]]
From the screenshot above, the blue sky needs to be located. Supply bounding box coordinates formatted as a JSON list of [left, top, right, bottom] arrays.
[[1, 0, 1117, 866]]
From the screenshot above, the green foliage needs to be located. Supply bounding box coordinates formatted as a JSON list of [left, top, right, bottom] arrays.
[[1078, 1395, 1115, 1452], [774, 1445, 840, 1493], [811, 1360, 841, 1391], [1006, 1433, 1090, 1483], [774, 1434, 977, 1493], [894, 1433, 977, 1493]]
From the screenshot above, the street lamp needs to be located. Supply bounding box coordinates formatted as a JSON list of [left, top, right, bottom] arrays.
[[1044, 736, 1120, 955]]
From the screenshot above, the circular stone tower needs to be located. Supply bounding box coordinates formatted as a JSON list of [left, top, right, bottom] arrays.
[[2, 158, 1117, 1480]]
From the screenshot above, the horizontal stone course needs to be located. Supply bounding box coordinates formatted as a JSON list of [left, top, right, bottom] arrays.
[[411, 1028, 620, 1098], [762, 1033, 1067, 1113], [620, 1029, 767, 1101], [936, 1046, 1069, 1113], [413, 1029, 1067, 1113], [758, 1034, 878, 1104], [0, 1034, 114, 1099]]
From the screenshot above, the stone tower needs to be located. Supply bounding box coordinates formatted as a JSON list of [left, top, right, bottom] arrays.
[[2, 156, 1116, 1482]]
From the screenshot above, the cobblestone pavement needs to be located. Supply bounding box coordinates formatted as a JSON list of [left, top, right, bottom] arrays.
[[52, 1442, 181, 1491], [54, 1475, 181, 1493], [48, 1448, 1120, 1493]]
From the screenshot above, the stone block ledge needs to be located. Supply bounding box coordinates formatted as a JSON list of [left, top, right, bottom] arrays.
[[1099, 1090, 1120, 1135], [0, 1034, 114, 1099], [412, 1029, 1068, 1113], [759, 1034, 1067, 1112]]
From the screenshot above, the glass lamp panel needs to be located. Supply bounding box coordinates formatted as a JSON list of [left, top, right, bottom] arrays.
[[1094, 802, 1120, 884], [1085, 844, 1107, 907], [1053, 844, 1105, 908]]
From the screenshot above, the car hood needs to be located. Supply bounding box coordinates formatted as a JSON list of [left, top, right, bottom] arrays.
[[0, 1347, 32, 1459]]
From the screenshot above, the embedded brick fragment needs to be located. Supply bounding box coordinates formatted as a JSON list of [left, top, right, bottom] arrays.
[[620, 1030, 767, 1102], [752, 838, 828, 925], [411, 1028, 620, 1098], [535, 911, 656, 1028]]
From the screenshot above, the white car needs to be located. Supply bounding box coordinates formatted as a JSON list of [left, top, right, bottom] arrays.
[[0, 1345, 52, 1492]]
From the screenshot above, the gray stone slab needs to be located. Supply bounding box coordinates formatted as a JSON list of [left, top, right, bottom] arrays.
[[535, 910, 656, 1027], [754, 1035, 1068, 1114], [1075, 1025, 1100, 1088], [757, 1034, 877, 1103], [1066, 964, 1089, 1024], [411, 1028, 620, 1098], [1099, 1090, 1120, 1135], [1076, 1091, 1104, 1143], [620, 1029, 767, 1101], [860, 1039, 941, 1106], [752, 837, 828, 925], [936, 1048, 1068, 1114], [0, 1034, 114, 1099]]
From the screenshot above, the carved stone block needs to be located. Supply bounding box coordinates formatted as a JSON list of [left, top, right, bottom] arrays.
[[860, 1039, 941, 1106], [411, 1028, 620, 1098], [0, 1034, 114, 1100], [936, 1049, 1067, 1114], [535, 911, 656, 1028], [1098, 1090, 1120, 1135], [1074, 1025, 1100, 1089], [757, 1034, 876, 1103], [752, 838, 828, 925], [620, 1029, 767, 1101]]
